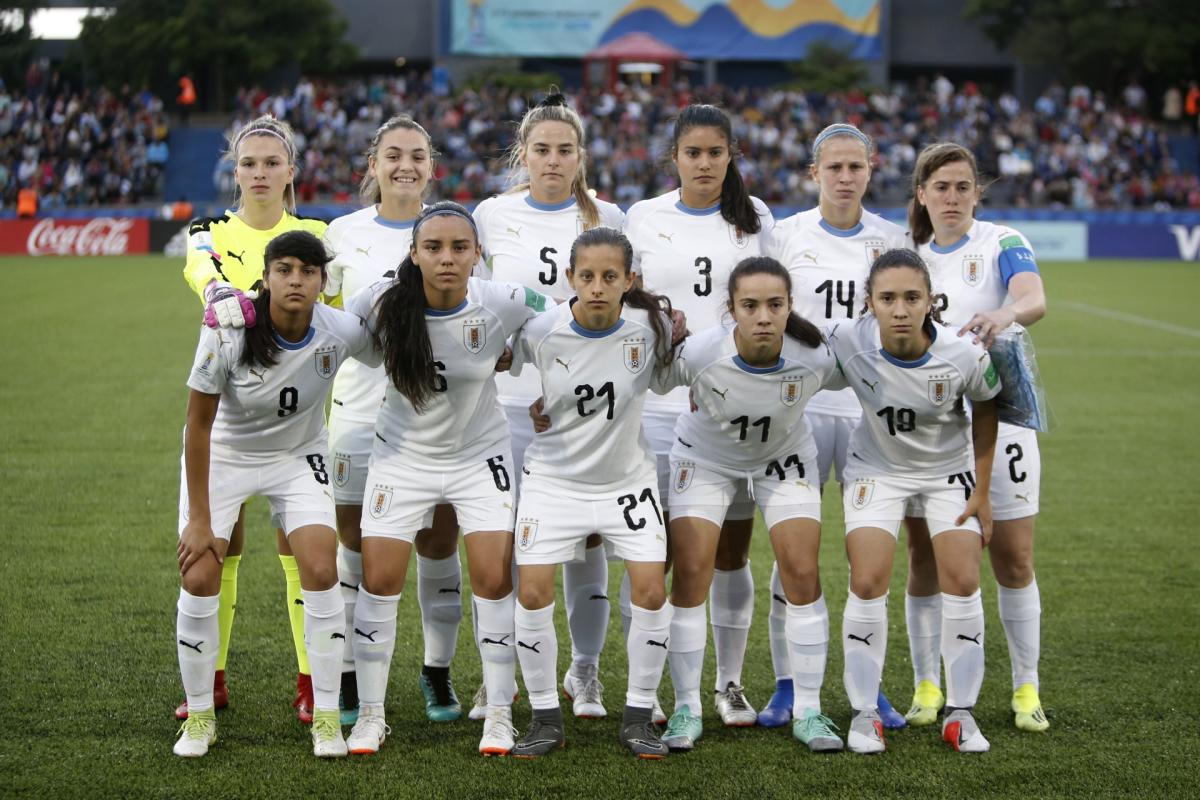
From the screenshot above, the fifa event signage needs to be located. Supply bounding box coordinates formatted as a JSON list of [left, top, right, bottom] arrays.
[[0, 218, 150, 256], [449, 0, 883, 59]]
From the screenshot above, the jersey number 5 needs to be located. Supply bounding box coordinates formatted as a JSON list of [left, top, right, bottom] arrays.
[[539, 247, 557, 286]]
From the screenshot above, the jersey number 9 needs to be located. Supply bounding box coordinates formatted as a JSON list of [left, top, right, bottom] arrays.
[[278, 386, 299, 417]]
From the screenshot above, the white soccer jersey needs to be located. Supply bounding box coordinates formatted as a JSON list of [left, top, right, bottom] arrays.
[[917, 219, 1040, 330], [768, 208, 907, 418], [324, 206, 420, 424], [347, 276, 550, 466], [512, 301, 676, 492], [668, 325, 846, 475], [186, 304, 373, 459], [829, 315, 1001, 480], [474, 191, 625, 402], [623, 190, 775, 412]]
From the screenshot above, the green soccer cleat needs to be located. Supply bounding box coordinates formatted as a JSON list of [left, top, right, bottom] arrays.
[[792, 708, 844, 753], [662, 705, 703, 752], [419, 666, 462, 723], [1012, 683, 1050, 732]]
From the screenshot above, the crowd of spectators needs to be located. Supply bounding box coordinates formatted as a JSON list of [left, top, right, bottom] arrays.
[[0, 64, 170, 211]]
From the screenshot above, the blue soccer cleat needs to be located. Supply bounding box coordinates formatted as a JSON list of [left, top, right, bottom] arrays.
[[877, 689, 908, 730], [758, 678, 794, 728]]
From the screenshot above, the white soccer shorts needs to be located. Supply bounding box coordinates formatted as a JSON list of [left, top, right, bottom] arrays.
[[499, 398, 537, 491], [360, 449, 516, 541], [843, 471, 983, 538], [645, 407, 753, 520], [669, 458, 821, 530], [514, 468, 667, 565], [177, 445, 337, 540], [328, 411, 373, 505], [808, 411, 857, 486]]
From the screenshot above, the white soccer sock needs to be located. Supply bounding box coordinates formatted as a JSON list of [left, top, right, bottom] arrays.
[[997, 578, 1041, 690], [352, 587, 399, 708], [768, 561, 791, 681], [474, 592, 517, 708], [514, 600, 559, 710], [302, 585, 346, 712], [564, 544, 610, 675], [416, 553, 463, 668], [667, 602, 706, 713], [627, 603, 672, 709], [710, 563, 753, 690], [941, 590, 985, 710], [336, 546, 362, 671], [618, 569, 633, 639], [786, 594, 829, 714], [176, 589, 220, 712], [842, 591, 887, 712], [905, 592, 943, 689]]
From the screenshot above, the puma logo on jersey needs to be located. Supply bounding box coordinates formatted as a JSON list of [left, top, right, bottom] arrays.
[[847, 632, 874, 645], [356, 246, 371, 256], [510, 287, 520, 300], [657, 232, 674, 243], [555, 357, 571, 371], [801, 250, 819, 264], [711, 387, 729, 400], [226, 249, 245, 264], [861, 378, 879, 392], [249, 367, 267, 384], [1015, 493, 1031, 503], [507, 225, 522, 237]]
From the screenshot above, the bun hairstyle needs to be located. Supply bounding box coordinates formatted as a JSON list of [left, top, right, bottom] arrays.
[[671, 104, 761, 236], [862, 248, 944, 337], [359, 114, 437, 204], [726, 257, 822, 348], [568, 226, 677, 371], [226, 115, 299, 214], [372, 201, 478, 412], [505, 88, 602, 229], [908, 142, 983, 246], [241, 230, 332, 369]]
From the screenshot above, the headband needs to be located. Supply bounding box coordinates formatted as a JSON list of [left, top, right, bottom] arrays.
[[812, 124, 872, 155], [413, 207, 478, 239], [236, 126, 294, 161]]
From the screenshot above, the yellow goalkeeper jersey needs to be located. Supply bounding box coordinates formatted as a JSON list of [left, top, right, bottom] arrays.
[[183, 211, 328, 302]]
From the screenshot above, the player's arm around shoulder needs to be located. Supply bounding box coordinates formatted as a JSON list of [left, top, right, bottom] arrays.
[[183, 215, 231, 301]]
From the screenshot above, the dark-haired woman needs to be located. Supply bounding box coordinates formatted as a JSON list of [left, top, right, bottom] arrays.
[[341, 202, 551, 758], [661, 257, 846, 754], [902, 142, 1049, 733], [623, 103, 775, 727], [472, 91, 625, 721], [174, 230, 372, 759], [828, 248, 999, 755], [324, 115, 467, 725], [506, 227, 679, 759]]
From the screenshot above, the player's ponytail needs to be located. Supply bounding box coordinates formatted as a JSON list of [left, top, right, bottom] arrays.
[[241, 231, 332, 369], [862, 248, 943, 337], [569, 226, 677, 371], [672, 105, 762, 236], [909, 142, 984, 246], [727, 257, 822, 348]]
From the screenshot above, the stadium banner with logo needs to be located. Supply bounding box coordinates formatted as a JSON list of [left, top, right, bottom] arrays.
[[1088, 222, 1200, 261], [1008, 221, 1088, 261], [0, 218, 150, 256], [449, 0, 883, 59]]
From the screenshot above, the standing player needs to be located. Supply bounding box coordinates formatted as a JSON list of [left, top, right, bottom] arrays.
[[174, 230, 370, 758], [829, 248, 999, 754], [623, 103, 774, 727], [181, 115, 328, 722], [340, 202, 550, 758], [901, 142, 1049, 732], [323, 116, 466, 725], [762, 123, 908, 728], [506, 227, 677, 759], [662, 257, 846, 754], [472, 92, 624, 721]]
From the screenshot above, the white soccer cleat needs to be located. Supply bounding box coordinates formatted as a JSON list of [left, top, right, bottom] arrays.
[[479, 705, 516, 756], [943, 709, 990, 753], [311, 709, 348, 758], [347, 704, 390, 755], [468, 683, 489, 721], [563, 666, 606, 719], [173, 708, 216, 757], [652, 695, 667, 726], [848, 709, 886, 754], [714, 682, 758, 727]]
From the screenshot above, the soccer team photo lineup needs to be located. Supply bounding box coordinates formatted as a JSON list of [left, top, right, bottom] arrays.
[[3, 0, 1199, 794]]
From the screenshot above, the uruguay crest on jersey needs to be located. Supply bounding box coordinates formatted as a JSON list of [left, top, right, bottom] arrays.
[[728, 225, 749, 249], [928, 375, 951, 405], [674, 461, 695, 493], [463, 320, 486, 354], [314, 347, 338, 379], [517, 519, 538, 551], [780, 375, 803, 407], [624, 339, 647, 373], [962, 254, 985, 286], [369, 486, 393, 519], [851, 479, 875, 510], [864, 240, 887, 266]]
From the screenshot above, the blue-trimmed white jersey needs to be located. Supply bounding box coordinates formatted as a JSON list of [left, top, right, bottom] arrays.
[[325, 206, 420, 424], [767, 208, 907, 418], [623, 189, 775, 413], [829, 315, 1001, 480]]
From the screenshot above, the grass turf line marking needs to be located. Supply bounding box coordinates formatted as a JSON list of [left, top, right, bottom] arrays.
[[1060, 300, 1200, 339]]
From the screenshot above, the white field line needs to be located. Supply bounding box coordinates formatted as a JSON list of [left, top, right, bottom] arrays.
[[1059, 300, 1200, 340]]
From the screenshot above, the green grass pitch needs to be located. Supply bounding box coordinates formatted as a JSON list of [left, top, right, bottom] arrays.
[[1, 256, 1196, 798]]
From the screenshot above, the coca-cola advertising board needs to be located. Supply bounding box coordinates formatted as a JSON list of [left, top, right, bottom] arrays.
[[0, 218, 150, 255]]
